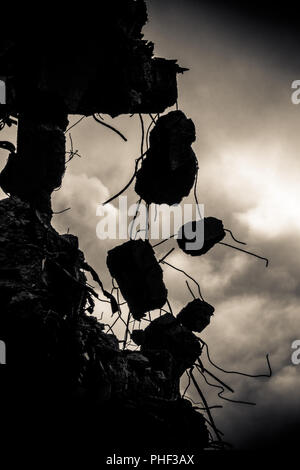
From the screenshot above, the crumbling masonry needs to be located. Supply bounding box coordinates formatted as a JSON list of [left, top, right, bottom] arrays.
[[0, 2, 209, 455]]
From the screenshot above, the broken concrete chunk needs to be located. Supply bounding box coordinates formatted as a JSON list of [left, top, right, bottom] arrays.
[[141, 313, 201, 377], [177, 217, 226, 256], [131, 329, 145, 346], [135, 111, 198, 205], [0, 3, 181, 117], [106, 240, 168, 320], [177, 299, 214, 333]]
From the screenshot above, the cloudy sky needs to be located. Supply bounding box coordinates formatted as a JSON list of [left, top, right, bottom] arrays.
[[1, 0, 300, 451]]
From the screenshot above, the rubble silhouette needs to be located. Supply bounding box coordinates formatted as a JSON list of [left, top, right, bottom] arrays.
[[177, 299, 215, 333], [177, 217, 226, 256], [177, 217, 269, 266], [107, 240, 167, 320], [135, 110, 198, 204], [0, 0, 271, 457], [140, 313, 202, 377]]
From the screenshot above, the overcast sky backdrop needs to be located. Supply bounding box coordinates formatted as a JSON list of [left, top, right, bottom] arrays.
[[1, 0, 300, 451]]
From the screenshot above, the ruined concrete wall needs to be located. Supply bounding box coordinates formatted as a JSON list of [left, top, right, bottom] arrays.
[[0, 1, 208, 455], [0, 197, 208, 452]]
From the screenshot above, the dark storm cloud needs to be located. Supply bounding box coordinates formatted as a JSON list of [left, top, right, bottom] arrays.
[[150, 0, 300, 39]]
